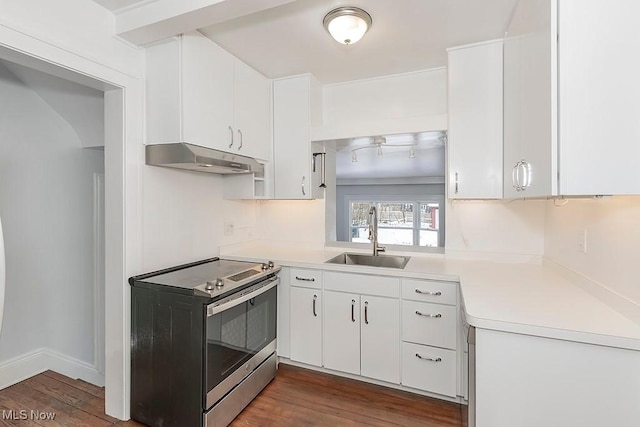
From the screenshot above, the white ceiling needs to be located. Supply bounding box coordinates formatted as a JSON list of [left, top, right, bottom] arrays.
[[199, 0, 518, 83], [91, 0, 518, 83], [91, 0, 144, 12]]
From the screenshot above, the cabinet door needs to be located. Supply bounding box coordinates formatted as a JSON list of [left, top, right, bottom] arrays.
[[360, 295, 400, 384], [323, 291, 360, 375], [181, 32, 235, 152], [234, 60, 270, 161], [503, 0, 557, 198], [273, 76, 312, 199], [448, 40, 503, 199], [289, 287, 322, 366]]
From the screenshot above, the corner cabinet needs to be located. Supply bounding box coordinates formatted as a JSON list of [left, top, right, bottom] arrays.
[[146, 31, 270, 161], [447, 40, 503, 199], [273, 74, 324, 200], [503, 0, 640, 197]]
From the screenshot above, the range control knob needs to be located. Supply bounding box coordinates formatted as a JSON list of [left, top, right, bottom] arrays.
[[205, 278, 224, 291], [268, 261, 275, 269], [261, 263, 269, 271]]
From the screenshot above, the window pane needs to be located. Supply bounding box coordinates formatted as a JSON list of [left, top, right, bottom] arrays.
[[420, 230, 439, 247], [378, 228, 413, 246], [377, 202, 413, 228], [350, 202, 372, 227], [420, 203, 440, 230], [350, 227, 369, 243]]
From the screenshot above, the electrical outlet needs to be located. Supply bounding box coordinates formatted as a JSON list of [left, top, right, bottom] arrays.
[[578, 228, 588, 254], [224, 222, 234, 236]]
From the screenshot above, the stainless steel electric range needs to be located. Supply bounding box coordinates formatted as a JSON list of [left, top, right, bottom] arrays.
[[129, 257, 280, 427]]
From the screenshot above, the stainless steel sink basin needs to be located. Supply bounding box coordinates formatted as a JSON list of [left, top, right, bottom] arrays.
[[325, 253, 411, 269]]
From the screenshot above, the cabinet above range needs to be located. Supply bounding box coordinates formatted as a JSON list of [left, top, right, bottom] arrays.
[[145, 31, 270, 162]]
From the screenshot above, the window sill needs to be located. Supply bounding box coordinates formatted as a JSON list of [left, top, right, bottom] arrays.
[[325, 241, 445, 256]]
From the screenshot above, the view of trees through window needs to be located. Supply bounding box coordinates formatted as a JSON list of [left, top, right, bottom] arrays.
[[349, 201, 440, 247]]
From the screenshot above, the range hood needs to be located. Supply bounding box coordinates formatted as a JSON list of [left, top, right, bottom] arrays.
[[145, 143, 264, 176]]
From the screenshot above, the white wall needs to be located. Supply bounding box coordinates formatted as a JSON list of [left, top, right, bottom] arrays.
[[0, 0, 143, 78], [3, 61, 105, 148], [0, 62, 103, 366], [258, 200, 326, 246], [446, 200, 546, 257], [0, 0, 146, 418], [313, 68, 448, 141], [545, 196, 640, 306]]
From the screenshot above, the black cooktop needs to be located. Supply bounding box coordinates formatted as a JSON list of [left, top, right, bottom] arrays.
[[129, 257, 278, 298]]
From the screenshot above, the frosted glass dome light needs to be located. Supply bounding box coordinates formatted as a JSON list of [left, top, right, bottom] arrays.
[[323, 7, 372, 45]]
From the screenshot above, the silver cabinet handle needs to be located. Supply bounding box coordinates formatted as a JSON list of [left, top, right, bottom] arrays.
[[415, 311, 442, 318], [364, 301, 369, 325], [415, 289, 442, 296], [513, 161, 522, 191], [521, 160, 531, 189], [351, 299, 356, 322], [454, 172, 459, 194], [228, 125, 234, 148], [237, 129, 243, 150], [312, 294, 317, 317], [295, 276, 315, 282], [415, 353, 442, 362], [301, 176, 306, 196], [512, 162, 518, 190]]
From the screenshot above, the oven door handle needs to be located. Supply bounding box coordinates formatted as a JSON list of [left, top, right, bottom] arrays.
[[207, 277, 279, 317]]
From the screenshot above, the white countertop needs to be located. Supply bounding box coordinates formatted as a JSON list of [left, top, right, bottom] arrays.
[[220, 244, 640, 351]]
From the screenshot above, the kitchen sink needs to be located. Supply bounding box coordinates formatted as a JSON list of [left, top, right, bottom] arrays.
[[325, 253, 411, 269]]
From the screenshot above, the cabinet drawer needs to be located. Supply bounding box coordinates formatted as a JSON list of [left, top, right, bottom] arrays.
[[290, 268, 322, 289], [402, 342, 457, 397], [402, 279, 457, 305], [402, 301, 457, 350], [324, 271, 399, 298]]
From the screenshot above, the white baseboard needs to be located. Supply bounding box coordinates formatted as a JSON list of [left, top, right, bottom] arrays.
[[0, 348, 104, 391], [44, 348, 105, 387]]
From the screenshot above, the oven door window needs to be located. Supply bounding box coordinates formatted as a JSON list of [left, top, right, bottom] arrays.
[[206, 285, 276, 394]]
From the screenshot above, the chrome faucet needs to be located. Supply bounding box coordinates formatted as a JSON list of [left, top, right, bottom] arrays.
[[368, 206, 386, 256]]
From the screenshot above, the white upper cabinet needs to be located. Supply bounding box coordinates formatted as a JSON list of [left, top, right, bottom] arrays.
[[146, 31, 270, 161], [273, 74, 324, 200], [447, 39, 503, 199], [504, 0, 640, 197]]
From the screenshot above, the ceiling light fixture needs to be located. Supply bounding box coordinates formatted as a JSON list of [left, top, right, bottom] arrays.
[[351, 136, 418, 163], [323, 7, 372, 45]]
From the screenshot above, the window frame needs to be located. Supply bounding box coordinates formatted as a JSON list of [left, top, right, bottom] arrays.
[[345, 195, 445, 249]]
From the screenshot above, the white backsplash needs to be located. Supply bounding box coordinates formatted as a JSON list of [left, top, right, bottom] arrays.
[[545, 196, 640, 307]]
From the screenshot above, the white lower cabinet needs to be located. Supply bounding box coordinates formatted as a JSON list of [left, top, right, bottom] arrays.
[[323, 290, 400, 384], [290, 286, 322, 367], [360, 295, 400, 384], [402, 342, 457, 397], [323, 291, 361, 375], [287, 270, 458, 400]]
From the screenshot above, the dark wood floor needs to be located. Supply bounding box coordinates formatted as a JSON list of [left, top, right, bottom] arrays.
[[0, 365, 464, 426]]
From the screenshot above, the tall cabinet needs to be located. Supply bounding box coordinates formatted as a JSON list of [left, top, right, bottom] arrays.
[[503, 0, 640, 197], [447, 39, 503, 199], [273, 74, 324, 200]]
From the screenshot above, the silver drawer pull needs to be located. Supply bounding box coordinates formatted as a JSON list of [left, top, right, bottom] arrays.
[[295, 276, 315, 282], [415, 289, 442, 296], [415, 353, 442, 362], [415, 311, 441, 318]]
